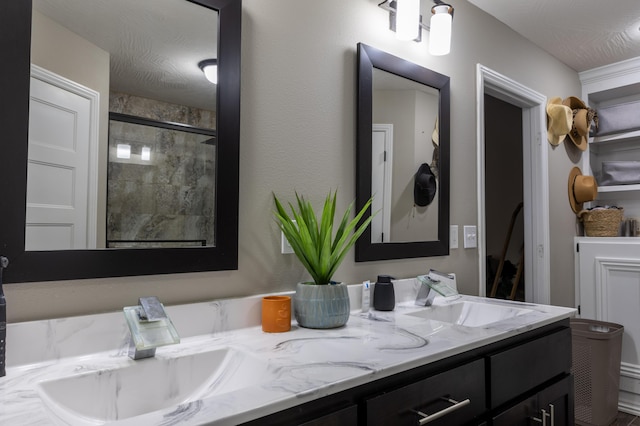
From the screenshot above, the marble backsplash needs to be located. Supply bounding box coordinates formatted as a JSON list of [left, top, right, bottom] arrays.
[[107, 92, 216, 247]]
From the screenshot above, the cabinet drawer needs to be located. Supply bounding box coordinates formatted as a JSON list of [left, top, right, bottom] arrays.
[[366, 359, 485, 426], [298, 404, 358, 426], [488, 327, 571, 408]]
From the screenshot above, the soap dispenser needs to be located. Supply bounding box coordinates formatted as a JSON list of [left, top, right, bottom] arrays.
[[373, 275, 395, 311]]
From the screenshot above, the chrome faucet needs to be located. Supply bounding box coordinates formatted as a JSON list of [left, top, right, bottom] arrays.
[[123, 297, 180, 360], [415, 276, 438, 307], [416, 271, 459, 307]]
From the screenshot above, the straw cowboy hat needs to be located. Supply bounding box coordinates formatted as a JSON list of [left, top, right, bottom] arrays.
[[562, 96, 596, 151], [568, 166, 598, 213], [546, 97, 572, 145]]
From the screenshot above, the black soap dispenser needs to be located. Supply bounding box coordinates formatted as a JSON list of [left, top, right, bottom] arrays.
[[373, 275, 395, 311]]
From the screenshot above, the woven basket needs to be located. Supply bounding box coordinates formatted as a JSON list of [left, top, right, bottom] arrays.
[[578, 208, 624, 237]]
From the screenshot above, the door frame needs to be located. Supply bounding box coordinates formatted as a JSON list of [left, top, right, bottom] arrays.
[[31, 64, 100, 249], [476, 64, 550, 304]]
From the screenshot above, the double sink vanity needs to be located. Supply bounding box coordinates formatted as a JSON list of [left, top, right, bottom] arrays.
[[0, 280, 575, 425]]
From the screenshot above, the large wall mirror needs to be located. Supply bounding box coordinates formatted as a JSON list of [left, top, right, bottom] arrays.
[[0, 0, 241, 282], [356, 43, 450, 261]]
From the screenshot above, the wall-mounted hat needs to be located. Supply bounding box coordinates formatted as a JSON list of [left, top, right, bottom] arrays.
[[568, 166, 598, 213], [432, 117, 439, 146], [414, 163, 437, 207], [546, 97, 572, 146], [562, 96, 591, 151]]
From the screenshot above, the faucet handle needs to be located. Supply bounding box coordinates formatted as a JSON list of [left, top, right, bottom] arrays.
[[138, 296, 166, 321]]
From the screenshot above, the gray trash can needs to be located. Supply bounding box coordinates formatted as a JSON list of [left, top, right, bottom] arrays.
[[571, 318, 624, 426]]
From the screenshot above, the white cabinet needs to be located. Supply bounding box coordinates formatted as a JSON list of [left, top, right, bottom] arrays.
[[575, 237, 640, 415], [580, 58, 640, 220]]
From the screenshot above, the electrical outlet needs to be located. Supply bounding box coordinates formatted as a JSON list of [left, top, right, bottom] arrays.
[[450, 225, 458, 249], [463, 225, 477, 248], [281, 220, 296, 254]]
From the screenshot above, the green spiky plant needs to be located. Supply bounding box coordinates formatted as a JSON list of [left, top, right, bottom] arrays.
[[273, 191, 373, 285]]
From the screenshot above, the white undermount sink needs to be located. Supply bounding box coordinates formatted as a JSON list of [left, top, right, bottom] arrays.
[[406, 300, 533, 328], [37, 346, 273, 424]]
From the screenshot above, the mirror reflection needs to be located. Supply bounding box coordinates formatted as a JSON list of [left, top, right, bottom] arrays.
[[27, 0, 218, 250], [356, 43, 450, 262], [372, 68, 440, 243]]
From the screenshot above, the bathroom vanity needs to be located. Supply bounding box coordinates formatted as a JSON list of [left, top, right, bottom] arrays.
[[242, 318, 572, 425], [0, 283, 575, 425]]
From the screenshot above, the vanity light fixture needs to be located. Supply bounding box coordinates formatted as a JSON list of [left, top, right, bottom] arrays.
[[378, 0, 454, 56], [116, 143, 131, 159], [198, 59, 218, 84], [395, 0, 420, 41]]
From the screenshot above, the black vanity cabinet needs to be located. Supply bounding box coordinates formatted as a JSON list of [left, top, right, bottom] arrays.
[[240, 319, 573, 426]]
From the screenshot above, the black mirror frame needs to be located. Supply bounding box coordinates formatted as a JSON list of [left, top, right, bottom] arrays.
[[355, 43, 450, 261], [0, 0, 241, 283]]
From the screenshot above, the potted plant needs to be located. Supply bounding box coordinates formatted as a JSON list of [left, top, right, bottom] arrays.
[[273, 190, 373, 329]]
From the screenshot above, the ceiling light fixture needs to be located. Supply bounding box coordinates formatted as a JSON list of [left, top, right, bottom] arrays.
[[198, 59, 218, 85], [378, 0, 454, 55]]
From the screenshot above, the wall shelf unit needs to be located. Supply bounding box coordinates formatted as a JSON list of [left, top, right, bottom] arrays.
[[576, 56, 640, 415], [580, 57, 640, 219]]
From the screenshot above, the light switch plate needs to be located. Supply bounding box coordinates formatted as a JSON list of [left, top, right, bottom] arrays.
[[463, 225, 477, 248], [450, 225, 458, 249]]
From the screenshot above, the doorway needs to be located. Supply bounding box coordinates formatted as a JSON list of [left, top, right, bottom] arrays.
[[484, 95, 524, 300], [476, 65, 550, 304]]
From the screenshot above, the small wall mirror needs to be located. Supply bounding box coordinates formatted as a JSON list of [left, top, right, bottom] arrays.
[[0, 0, 241, 282], [356, 43, 450, 261]]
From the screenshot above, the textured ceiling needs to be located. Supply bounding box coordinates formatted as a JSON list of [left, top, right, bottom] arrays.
[[467, 0, 640, 72], [33, 0, 218, 111]]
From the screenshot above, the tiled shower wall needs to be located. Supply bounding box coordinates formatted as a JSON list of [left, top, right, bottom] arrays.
[[107, 92, 216, 247]]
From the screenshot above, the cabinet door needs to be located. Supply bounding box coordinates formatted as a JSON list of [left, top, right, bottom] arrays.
[[491, 394, 537, 426], [366, 359, 485, 426], [492, 375, 573, 426], [537, 375, 573, 426]]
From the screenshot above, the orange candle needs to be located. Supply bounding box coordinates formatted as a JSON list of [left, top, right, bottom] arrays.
[[261, 296, 291, 333]]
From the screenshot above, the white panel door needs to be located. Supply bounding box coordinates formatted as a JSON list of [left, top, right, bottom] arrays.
[[26, 76, 92, 250], [371, 124, 393, 243]]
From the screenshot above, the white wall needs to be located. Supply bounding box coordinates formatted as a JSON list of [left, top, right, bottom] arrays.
[[6, 0, 581, 322]]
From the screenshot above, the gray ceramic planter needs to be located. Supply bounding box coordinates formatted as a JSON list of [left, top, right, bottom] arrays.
[[293, 282, 350, 329]]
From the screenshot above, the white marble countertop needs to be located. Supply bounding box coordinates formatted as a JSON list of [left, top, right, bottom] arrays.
[[0, 280, 576, 425]]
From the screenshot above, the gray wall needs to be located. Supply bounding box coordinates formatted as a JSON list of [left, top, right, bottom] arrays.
[[7, 0, 581, 322]]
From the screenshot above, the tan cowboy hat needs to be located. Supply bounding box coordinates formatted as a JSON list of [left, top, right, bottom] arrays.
[[562, 96, 591, 151], [431, 117, 439, 146], [568, 166, 598, 213], [546, 97, 572, 146]]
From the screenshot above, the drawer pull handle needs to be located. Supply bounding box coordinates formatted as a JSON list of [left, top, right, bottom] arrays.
[[411, 397, 471, 425]]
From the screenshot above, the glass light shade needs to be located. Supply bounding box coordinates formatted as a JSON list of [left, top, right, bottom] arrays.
[[141, 146, 151, 161], [116, 144, 131, 159], [429, 5, 452, 56], [202, 64, 218, 84], [396, 0, 420, 41]]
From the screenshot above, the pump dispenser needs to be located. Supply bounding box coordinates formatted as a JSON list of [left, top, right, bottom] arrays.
[[373, 275, 395, 311]]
